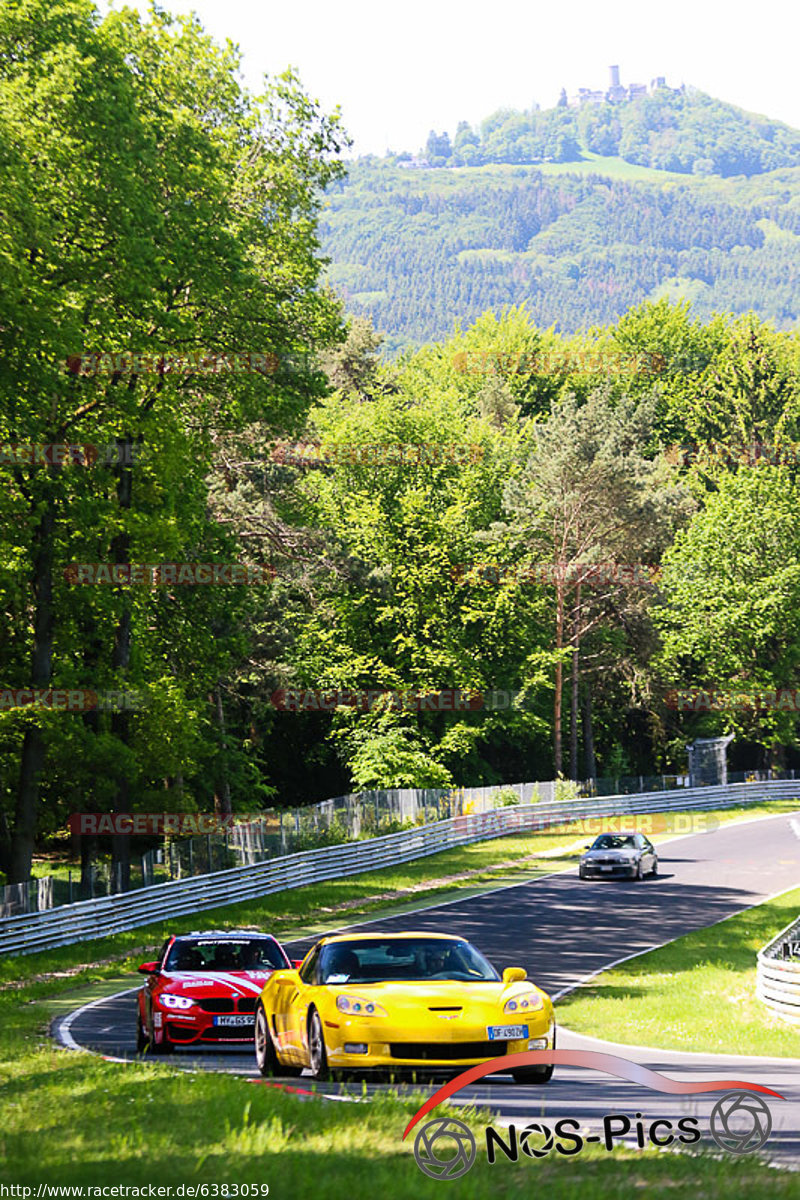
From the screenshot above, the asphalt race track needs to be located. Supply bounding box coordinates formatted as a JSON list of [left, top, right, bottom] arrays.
[[54, 810, 800, 1167]]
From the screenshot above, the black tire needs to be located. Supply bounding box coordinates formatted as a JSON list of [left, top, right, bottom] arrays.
[[255, 1005, 304, 1078], [651, 859, 658, 877], [135, 1009, 148, 1053], [634, 859, 643, 881], [578, 865, 586, 880], [255, 1004, 278, 1076], [512, 1026, 556, 1085], [307, 1008, 329, 1080], [151, 1037, 174, 1054], [150, 1021, 174, 1055]]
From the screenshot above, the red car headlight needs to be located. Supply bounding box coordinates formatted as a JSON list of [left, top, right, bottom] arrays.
[[159, 994, 196, 1010]]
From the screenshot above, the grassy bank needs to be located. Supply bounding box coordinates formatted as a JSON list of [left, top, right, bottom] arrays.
[[2, 1022, 796, 1195], [0, 974, 795, 1193], [559, 884, 800, 1057], [1, 800, 798, 1190]]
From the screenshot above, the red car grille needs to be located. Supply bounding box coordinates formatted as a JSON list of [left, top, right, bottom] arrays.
[[202, 1026, 253, 1040], [194, 997, 258, 1014], [167, 1024, 253, 1042], [196, 999, 235, 1013]]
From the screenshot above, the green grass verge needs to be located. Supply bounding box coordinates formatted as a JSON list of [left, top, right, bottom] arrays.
[[559, 885, 800, 1057], [1, 799, 798, 1191], [0, 978, 795, 1193]]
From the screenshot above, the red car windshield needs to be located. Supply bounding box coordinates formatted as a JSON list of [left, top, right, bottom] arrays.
[[164, 938, 287, 972]]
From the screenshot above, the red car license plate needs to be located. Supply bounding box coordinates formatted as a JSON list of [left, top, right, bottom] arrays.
[[213, 1015, 254, 1027]]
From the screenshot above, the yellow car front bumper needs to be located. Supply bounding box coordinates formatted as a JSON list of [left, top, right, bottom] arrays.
[[324, 1019, 555, 1070]]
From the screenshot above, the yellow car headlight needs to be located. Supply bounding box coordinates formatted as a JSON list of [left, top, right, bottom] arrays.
[[504, 990, 543, 1015], [336, 995, 387, 1017]]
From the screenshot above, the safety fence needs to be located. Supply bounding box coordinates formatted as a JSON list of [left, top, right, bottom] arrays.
[[4, 767, 790, 918], [757, 910, 800, 1025], [1, 777, 797, 957]]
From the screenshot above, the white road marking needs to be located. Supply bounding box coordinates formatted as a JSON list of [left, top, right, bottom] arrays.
[[57, 986, 139, 1052]]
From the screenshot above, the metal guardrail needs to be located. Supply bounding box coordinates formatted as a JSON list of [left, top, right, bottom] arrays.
[[7, 768, 790, 918], [757, 910, 800, 1025], [1, 778, 798, 958]]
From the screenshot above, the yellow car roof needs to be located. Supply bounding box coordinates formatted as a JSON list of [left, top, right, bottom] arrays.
[[319, 931, 461, 945]]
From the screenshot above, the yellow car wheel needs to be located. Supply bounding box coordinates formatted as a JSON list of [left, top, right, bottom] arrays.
[[307, 1009, 329, 1080], [512, 1026, 556, 1085], [255, 1004, 302, 1078], [255, 1005, 278, 1077]]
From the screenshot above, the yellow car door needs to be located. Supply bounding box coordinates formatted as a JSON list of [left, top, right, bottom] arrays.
[[271, 971, 303, 1061], [277, 945, 320, 1064]]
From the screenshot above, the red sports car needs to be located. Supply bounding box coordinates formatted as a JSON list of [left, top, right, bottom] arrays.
[[136, 930, 293, 1053]]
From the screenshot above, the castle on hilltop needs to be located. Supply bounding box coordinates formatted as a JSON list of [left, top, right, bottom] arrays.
[[567, 65, 683, 108]]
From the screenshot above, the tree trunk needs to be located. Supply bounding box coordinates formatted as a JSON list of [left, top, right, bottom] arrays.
[[582, 679, 596, 782], [569, 584, 581, 780], [9, 496, 56, 883], [213, 687, 232, 819], [553, 572, 565, 776], [80, 833, 98, 899], [109, 439, 134, 893]]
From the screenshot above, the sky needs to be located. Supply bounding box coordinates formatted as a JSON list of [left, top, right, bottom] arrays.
[[112, 1, 800, 156]]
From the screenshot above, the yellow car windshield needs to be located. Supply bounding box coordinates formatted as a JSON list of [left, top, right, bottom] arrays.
[[318, 938, 500, 984]]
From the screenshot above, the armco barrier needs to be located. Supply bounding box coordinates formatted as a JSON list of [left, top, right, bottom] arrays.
[[757, 912, 800, 1025], [1, 778, 798, 957]]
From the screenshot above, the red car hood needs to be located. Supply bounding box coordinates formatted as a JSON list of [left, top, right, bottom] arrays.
[[160, 970, 274, 997]]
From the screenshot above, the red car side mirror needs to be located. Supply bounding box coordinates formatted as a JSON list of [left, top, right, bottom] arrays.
[[292, 959, 304, 969], [138, 961, 160, 975]]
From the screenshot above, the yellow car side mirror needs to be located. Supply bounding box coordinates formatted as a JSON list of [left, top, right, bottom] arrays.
[[502, 966, 527, 984]]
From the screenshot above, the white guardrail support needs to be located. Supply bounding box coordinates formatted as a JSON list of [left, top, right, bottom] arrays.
[[1, 778, 798, 958], [757, 912, 800, 1025]]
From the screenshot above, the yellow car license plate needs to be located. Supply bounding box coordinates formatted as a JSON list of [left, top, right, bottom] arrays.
[[487, 1024, 528, 1040]]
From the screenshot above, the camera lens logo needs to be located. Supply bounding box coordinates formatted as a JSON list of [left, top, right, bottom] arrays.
[[519, 1121, 555, 1158], [710, 1091, 772, 1154], [413, 1117, 477, 1180]]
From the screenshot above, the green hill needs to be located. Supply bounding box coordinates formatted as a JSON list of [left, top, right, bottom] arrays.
[[434, 87, 800, 176], [319, 91, 800, 352]]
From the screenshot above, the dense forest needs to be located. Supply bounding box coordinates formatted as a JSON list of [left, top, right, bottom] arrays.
[[3, 6, 800, 888], [320, 161, 800, 352]]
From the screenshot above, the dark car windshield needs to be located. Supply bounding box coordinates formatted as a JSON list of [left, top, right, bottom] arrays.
[[592, 835, 636, 850], [165, 937, 288, 972], [318, 938, 500, 984]]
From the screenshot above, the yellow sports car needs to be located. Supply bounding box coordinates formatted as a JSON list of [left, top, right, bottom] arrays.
[[254, 931, 556, 1084]]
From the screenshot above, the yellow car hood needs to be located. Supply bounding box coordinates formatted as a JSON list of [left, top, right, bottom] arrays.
[[326, 979, 547, 1017]]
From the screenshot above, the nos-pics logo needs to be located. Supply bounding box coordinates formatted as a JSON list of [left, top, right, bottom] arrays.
[[404, 1050, 781, 1180]]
